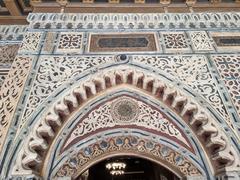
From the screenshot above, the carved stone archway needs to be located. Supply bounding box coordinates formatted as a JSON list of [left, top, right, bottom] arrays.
[[53, 135, 202, 179], [11, 68, 240, 179], [43, 93, 204, 179]]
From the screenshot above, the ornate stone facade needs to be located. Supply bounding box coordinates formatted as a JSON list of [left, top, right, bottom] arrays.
[[0, 13, 240, 180]]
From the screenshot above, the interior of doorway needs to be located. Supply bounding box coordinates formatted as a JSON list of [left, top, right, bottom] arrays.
[[77, 156, 180, 180]]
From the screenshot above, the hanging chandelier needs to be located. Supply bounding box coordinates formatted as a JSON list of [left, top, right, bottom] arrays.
[[106, 162, 126, 175]]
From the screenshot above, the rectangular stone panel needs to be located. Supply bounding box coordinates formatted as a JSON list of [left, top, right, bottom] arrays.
[[210, 32, 240, 52], [160, 32, 191, 53], [213, 36, 240, 46], [89, 33, 158, 52], [55, 32, 84, 54]]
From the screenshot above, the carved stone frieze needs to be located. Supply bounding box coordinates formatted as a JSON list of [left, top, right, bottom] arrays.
[[26, 13, 240, 30]]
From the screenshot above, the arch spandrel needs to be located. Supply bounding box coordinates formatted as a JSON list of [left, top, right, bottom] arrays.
[[11, 68, 240, 179]]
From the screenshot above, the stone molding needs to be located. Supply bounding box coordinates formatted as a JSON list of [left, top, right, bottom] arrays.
[[12, 68, 240, 178], [54, 135, 202, 178], [26, 13, 240, 29], [0, 25, 28, 42]]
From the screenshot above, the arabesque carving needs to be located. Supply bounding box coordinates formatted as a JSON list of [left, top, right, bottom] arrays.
[[0, 56, 33, 153], [12, 68, 240, 177]]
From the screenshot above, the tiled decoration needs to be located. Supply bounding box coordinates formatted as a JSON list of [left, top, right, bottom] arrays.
[[188, 31, 214, 51], [18, 32, 42, 53], [161, 32, 191, 53], [56, 32, 83, 53]]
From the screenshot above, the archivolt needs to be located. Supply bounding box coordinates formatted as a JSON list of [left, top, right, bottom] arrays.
[[53, 134, 202, 179], [12, 68, 240, 177]]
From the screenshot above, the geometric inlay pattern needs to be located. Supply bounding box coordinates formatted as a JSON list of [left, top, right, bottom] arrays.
[[212, 55, 240, 116], [133, 55, 231, 125], [56, 135, 201, 178], [56, 32, 83, 53], [161, 32, 190, 53], [111, 97, 140, 123], [63, 96, 190, 151], [18, 32, 42, 53], [189, 31, 214, 51]]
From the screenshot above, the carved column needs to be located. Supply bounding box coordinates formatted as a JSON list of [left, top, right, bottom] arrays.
[[80, 170, 89, 180]]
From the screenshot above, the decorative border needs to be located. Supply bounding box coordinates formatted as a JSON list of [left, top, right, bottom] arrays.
[[0, 25, 28, 42], [26, 13, 240, 29], [54, 135, 202, 178], [0, 56, 33, 153]]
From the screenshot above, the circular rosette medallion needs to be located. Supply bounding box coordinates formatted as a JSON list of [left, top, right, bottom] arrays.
[[111, 97, 139, 123]]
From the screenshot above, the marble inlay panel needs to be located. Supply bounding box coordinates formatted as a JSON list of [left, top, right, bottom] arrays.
[[210, 32, 240, 52], [89, 33, 158, 52], [56, 32, 83, 53]]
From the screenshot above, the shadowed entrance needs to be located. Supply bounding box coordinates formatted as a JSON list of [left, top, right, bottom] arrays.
[[82, 156, 179, 180]]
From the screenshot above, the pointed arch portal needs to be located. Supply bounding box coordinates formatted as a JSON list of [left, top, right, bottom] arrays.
[[11, 68, 240, 180], [1, 13, 240, 180]]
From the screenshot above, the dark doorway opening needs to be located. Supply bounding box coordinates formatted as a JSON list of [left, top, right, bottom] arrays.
[[78, 156, 180, 180]]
